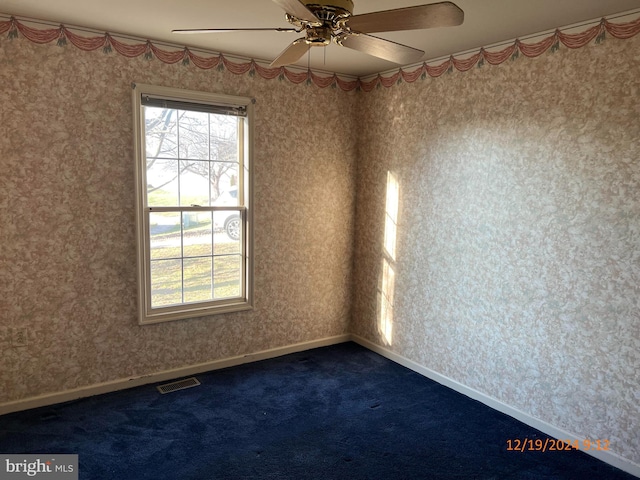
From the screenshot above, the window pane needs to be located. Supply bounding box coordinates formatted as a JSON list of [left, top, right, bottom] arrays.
[[179, 160, 210, 206], [150, 212, 181, 260], [150, 259, 182, 307], [147, 159, 179, 206], [214, 255, 242, 299], [179, 110, 209, 160], [210, 115, 238, 162], [213, 216, 242, 255], [211, 163, 240, 205], [184, 257, 213, 303], [183, 211, 213, 258], [213, 210, 242, 251], [145, 107, 178, 159]]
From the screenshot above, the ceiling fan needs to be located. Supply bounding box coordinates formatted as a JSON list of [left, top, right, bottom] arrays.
[[173, 0, 464, 67]]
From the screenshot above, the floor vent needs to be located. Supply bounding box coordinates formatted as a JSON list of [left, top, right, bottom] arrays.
[[156, 377, 201, 394]]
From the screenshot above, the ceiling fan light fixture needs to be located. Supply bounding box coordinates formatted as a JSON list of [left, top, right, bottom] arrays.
[[305, 25, 333, 45], [178, 1, 464, 68]]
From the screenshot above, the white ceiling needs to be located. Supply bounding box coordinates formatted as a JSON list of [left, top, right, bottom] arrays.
[[1, 0, 639, 77]]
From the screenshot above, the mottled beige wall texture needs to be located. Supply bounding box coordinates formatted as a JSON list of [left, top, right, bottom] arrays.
[[1, 24, 639, 469], [0, 38, 357, 403], [352, 35, 640, 465]]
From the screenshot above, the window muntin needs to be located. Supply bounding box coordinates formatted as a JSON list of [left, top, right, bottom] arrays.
[[133, 84, 253, 324]]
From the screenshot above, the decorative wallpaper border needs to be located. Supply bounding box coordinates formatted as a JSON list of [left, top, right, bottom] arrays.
[[1, 13, 639, 92]]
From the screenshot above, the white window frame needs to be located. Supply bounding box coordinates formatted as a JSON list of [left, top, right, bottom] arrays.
[[132, 83, 253, 325]]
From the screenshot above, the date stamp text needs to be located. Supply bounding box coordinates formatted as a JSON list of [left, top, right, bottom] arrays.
[[506, 438, 610, 452]]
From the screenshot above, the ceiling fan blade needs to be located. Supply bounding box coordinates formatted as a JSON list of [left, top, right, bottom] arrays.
[[172, 27, 299, 34], [339, 34, 424, 64], [270, 38, 312, 67], [346, 2, 464, 34], [272, 0, 320, 24]]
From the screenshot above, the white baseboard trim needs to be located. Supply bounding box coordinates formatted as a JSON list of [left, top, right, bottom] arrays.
[[0, 334, 351, 417], [351, 334, 640, 479]]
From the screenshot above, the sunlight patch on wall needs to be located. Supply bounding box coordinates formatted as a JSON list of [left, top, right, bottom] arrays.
[[378, 171, 400, 346]]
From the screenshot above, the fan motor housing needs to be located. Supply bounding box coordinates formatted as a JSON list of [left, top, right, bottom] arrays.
[[305, 26, 332, 45], [301, 0, 354, 16]]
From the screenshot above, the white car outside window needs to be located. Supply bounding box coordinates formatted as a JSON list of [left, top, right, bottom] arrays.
[[214, 188, 241, 241]]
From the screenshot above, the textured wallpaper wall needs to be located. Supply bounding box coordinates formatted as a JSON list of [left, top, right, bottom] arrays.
[[1, 14, 639, 470], [351, 35, 640, 464], [0, 36, 356, 403]]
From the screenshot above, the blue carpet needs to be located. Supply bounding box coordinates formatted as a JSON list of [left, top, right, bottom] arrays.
[[0, 342, 635, 479]]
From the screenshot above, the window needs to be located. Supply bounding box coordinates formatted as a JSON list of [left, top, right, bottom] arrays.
[[132, 84, 253, 324]]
